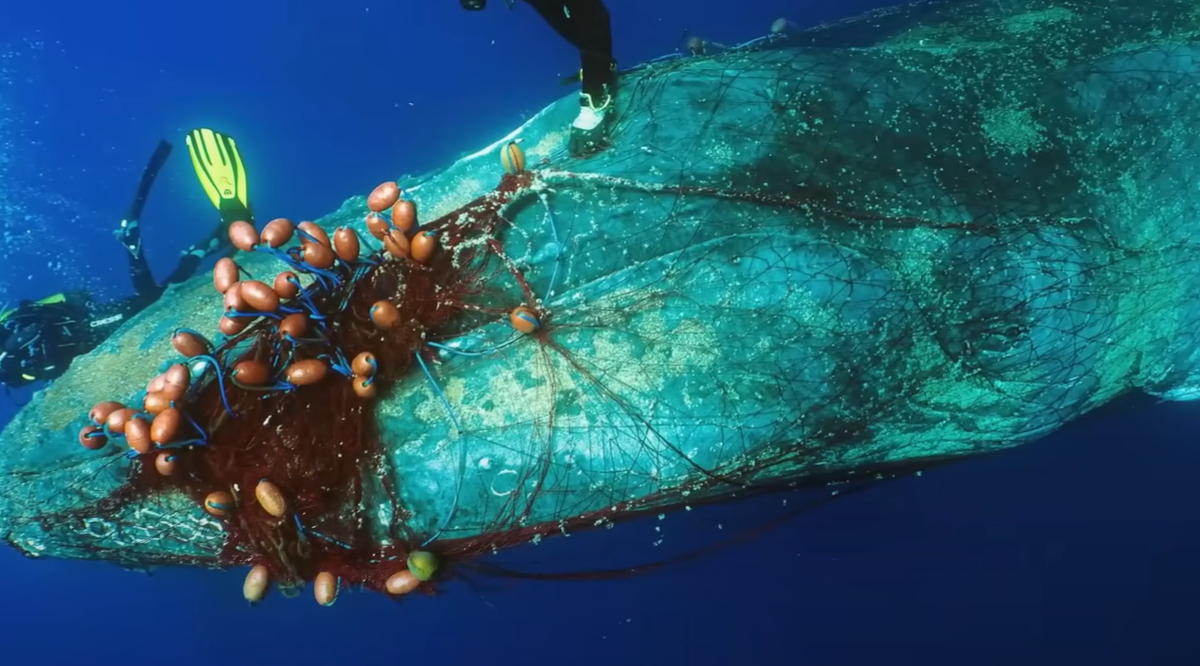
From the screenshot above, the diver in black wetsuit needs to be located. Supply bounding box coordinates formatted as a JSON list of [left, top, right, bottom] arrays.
[[460, 0, 616, 156], [0, 135, 247, 389]]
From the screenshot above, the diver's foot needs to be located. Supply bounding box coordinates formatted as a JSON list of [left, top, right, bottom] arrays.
[[114, 218, 141, 256], [569, 87, 615, 157]]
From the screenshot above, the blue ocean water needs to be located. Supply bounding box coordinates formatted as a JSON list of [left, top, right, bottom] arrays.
[[0, 1, 1196, 664]]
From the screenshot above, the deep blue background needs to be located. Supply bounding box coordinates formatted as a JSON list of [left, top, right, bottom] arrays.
[[1, 1, 1197, 664]]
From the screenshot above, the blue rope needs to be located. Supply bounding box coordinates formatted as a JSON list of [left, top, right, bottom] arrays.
[[102, 422, 124, 440], [193, 354, 235, 416], [155, 438, 206, 449], [299, 289, 327, 320], [182, 409, 209, 445], [293, 513, 351, 549], [294, 228, 321, 245], [320, 351, 353, 377], [227, 308, 282, 321], [262, 246, 342, 284], [230, 376, 295, 393]]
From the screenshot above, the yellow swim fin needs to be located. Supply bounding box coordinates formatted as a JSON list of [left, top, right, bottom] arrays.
[[185, 128, 253, 225]]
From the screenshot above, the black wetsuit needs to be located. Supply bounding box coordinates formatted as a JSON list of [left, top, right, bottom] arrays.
[[463, 0, 615, 99], [524, 0, 614, 99]]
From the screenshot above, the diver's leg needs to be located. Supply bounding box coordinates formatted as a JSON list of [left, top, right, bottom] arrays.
[[161, 222, 230, 288], [569, 0, 615, 100], [115, 218, 163, 302], [523, 0, 616, 155], [524, 0, 614, 96], [161, 249, 204, 289]]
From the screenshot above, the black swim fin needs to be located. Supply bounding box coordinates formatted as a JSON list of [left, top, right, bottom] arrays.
[[125, 139, 173, 222]]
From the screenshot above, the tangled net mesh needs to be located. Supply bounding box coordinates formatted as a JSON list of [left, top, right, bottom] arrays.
[[3, 0, 1198, 599]]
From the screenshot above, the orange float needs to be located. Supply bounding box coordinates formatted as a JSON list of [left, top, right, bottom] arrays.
[[213, 258, 239, 293], [382, 228, 410, 259], [231, 360, 270, 386], [260, 217, 294, 247], [390, 199, 416, 233], [243, 565, 270, 603], [385, 570, 419, 596], [297, 221, 330, 247], [352, 376, 376, 398], [154, 452, 178, 476], [369, 301, 400, 329], [285, 359, 328, 386], [313, 572, 339, 606], [204, 491, 234, 517], [333, 227, 361, 262], [218, 315, 249, 336], [351, 351, 377, 377], [227, 220, 259, 251], [509, 306, 541, 334], [365, 212, 390, 239], [254, 480, 288, 517], [367, 181, 400, 213], [150, 407, 181, 445], [77, 425, 106, 450], [105, 408, 137, 435], [501, 139, 526, 174], [273, 271, 300, 298], [411, 231, 438, 264], [278, 312, 307, 340], [88, 401, 124, 426], [302, 241, 336, 269], [170, 330, 208, 357]]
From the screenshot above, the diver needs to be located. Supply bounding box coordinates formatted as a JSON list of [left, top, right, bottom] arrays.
[[0, 127, 253, 389], [460, 0, 616, 156]]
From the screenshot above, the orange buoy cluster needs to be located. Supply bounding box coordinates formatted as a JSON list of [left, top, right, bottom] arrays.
[[75, 197, 541, 455], [73, 212, 395, 604], [80, 362, 202, 459], [364, 181, 440, 264], [351, 351, 378, 398], [70, 156, 555, 605], [212, 216, 362, 341]]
